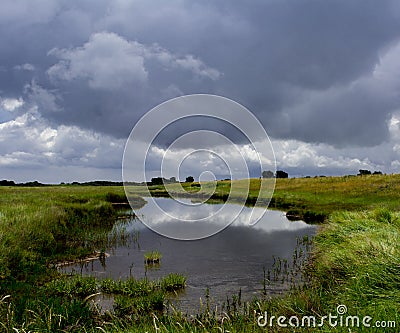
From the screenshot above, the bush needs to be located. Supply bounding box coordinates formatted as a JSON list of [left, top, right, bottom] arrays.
[[275, 170, 288, 178]]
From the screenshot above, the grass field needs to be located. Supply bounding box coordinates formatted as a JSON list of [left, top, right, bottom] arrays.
[[0, 174, 399, 331]]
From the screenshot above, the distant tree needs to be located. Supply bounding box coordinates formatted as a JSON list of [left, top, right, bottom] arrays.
[[262, 170, 274, 178], [22, 181, 43, 187], [358, 169, 371, 176], [169, 177, 177, 183], [185, 176, 194, 183], [151, 177, 164, 185], [275, 170, 288, 178], [373, 171, 382, 175], [0, 180, 15, 186]]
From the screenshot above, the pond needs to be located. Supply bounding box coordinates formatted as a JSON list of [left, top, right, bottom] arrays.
[[62, 197, 317, 313]]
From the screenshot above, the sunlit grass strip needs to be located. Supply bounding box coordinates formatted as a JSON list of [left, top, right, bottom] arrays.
[[45, 274, 186, 299], [143, 174, 400, 223]]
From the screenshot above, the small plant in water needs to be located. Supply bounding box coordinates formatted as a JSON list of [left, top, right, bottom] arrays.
[[144, 250, 162, 264], [160, 273, 186, 292]]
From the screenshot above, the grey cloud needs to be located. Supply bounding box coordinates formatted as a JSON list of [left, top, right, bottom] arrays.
[[18, 2, 400, 145], [0, 0, 60, 26], [14, 63, 35, 71], [275, 42, 400, 147]]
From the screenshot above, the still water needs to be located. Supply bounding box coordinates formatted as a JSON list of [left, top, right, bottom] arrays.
[[63, 197, 316, 312]]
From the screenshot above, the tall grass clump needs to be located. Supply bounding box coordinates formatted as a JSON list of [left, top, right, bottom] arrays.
[[280, 209, 400, 327], [160, 273, 186, 291], [144, 250, 162, 264]]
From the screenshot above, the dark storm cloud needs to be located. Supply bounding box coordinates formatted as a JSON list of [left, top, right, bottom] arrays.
[[1, 0, 400, 146]]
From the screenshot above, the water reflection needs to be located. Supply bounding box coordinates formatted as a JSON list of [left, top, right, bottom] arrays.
[[63, 198, 316, 312], [133, 197, 311, 239]]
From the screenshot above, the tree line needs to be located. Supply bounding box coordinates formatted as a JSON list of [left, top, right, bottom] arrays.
[[262, 170, 288, 178]]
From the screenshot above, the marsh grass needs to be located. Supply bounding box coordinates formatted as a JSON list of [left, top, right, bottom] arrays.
[[307, 210, 400, 318], [0, 186, 146, 280], [2, 178, 400, 332], [46, 274, 186, 298], [144, 250, 162, 264], [160, 273, 186, 292], [0, 273, 187, 332], [0, 186, 145, 331]]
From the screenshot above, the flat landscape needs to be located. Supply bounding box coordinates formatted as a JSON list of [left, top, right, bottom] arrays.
[[3, 2, 400, 332], [1, 174, 399, 332]]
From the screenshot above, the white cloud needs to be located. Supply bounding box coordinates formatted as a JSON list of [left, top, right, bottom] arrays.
[[146, 142, 269, 180], [391, 160, 400, 169], [47, 32, 148, 90], [47, 32, 221, 91], [140, 44, 221, 80], [0, 97, 24, 112], [169, 54, 221, 80], [0, 109, 124, 172], [272, 131, 400, 176]]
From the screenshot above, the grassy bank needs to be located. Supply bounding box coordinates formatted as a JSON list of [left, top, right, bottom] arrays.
[[135, 173, 400, 222], [1, 175, 400, 331], [0, 186, 145, 280], [0, 186, 150, 332], [305, 209, 400, 329]]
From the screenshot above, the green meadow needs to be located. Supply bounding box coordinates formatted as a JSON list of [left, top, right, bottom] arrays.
[[0, 174, 400, 332]]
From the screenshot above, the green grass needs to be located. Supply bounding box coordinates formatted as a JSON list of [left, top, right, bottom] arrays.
[[144, 250, 162, 264], [309, 210, 400, 318], [160, 273, 186, 291], [0, 274, 187, 332], [0, 186, 147, 331], [1, 176, 400, 331], [271, 174, 400, 220], [0, 186, 145, 281]]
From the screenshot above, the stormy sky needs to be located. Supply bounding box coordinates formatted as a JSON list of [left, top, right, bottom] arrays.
[[1, 0, 400, 182]]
